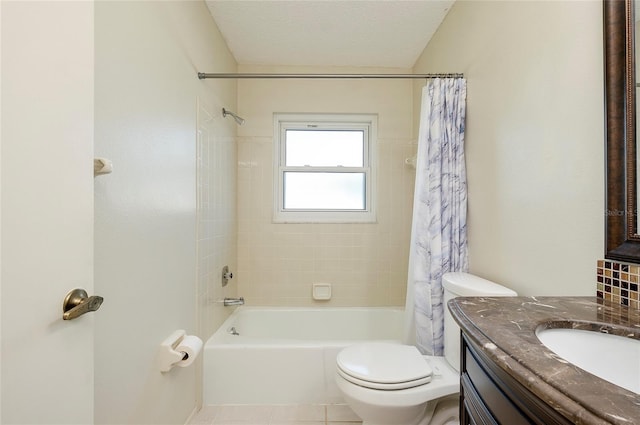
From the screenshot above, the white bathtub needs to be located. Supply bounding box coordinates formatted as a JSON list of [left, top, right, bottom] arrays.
[[203, 306, 404, 405]]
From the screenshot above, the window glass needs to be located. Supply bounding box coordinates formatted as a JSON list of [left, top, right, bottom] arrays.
[[273, 113, 377, 223], [285, 130, 364, 167], [283, 172, 365, 210]]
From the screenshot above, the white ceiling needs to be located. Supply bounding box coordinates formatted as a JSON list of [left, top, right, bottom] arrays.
[[205, 1, 456, 69]]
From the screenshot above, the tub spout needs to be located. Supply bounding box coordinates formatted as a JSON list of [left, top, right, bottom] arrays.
[[223, 297, 244, 306]]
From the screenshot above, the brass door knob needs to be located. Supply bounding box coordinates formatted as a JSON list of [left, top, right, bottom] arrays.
[[62, 288, 103, 320]]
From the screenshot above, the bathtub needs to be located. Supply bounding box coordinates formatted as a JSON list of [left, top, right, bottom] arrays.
[[203, 306, 404, 405]]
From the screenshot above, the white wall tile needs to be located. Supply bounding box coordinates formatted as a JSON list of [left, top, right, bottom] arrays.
[[236, 70, 415, 306]]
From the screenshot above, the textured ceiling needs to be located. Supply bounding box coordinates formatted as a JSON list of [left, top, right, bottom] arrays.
[[205, 1, 455, 68]]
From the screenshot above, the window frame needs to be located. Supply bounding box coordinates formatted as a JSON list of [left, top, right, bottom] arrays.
[[273, 113, 377, 223]]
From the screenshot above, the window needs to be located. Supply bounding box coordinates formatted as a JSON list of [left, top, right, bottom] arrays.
[[273, 113, 377, 223]]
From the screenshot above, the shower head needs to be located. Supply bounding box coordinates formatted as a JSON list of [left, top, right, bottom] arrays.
[[222, 108, 245, 125]]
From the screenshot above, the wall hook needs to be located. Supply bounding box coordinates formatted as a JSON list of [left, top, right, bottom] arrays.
[[94, 158, 113, 176]]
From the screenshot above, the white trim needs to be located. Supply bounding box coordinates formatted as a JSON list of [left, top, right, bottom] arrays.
[[272, 113, 377, 223]]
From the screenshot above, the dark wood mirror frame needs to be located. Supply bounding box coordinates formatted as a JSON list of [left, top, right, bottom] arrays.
[[605, 0, 640, 262]]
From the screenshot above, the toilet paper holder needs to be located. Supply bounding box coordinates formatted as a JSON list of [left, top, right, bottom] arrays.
[[157, 330, 202, 373]]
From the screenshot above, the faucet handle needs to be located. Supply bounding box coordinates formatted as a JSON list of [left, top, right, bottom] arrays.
[[222, 266, 233, 287]]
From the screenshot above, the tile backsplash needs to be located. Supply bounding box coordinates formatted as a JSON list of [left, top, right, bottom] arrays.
[[597, 260, 640, 309]]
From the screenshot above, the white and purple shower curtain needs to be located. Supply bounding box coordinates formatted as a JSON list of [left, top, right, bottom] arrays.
[[404, 78, 468, 356]]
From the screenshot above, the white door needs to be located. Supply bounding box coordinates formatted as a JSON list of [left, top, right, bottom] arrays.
[[1, 1, 95, 423]]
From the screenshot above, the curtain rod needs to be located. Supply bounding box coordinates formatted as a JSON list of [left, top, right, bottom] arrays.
[[197, 72, 464, 80]]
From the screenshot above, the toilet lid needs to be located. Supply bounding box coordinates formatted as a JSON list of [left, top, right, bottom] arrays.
[[337, 343, 433, 389]]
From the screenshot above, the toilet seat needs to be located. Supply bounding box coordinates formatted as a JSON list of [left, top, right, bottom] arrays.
[[337, 367, 432, 390], [337, 343, 433, 390]]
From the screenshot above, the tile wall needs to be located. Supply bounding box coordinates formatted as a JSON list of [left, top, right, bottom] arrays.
[[197, 100, 238, 340], [237, 137, 416, 306], [597, 260, 640, 309]]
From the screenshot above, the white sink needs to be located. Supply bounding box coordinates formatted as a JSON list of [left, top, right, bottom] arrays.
[[535, 327, 640, 394]]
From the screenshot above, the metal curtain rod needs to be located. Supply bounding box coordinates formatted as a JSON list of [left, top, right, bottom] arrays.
[[197, 72, 463, 80]]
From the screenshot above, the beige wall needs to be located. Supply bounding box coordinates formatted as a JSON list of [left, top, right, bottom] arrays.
[[237, 65, 415, 306], [0, 0, 609, 421], [94, 2, 236, 423], [2, 2, 95, 423], [413, 1, 604, 296]]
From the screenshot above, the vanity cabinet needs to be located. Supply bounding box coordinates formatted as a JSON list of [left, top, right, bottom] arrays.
[[459, 334, 572, 425]]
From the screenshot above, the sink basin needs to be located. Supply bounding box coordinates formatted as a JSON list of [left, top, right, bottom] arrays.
[[536, 327, 640, 394]]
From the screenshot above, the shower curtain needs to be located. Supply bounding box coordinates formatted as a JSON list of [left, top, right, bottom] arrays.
[[403, 78, 468, 356]]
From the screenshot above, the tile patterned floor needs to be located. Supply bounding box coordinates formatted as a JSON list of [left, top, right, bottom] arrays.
[[189, 404, 362, 425]]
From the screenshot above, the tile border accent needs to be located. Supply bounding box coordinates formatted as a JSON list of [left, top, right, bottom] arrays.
[[597, 259, 640, 309]]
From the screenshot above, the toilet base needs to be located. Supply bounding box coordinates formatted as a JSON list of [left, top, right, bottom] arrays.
[[335, 354, 460, 425], [347, 393, 459, 425], [419, 395, 459, 425]]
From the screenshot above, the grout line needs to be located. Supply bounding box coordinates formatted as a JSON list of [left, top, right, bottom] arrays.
[[192, 403, 363, 425]]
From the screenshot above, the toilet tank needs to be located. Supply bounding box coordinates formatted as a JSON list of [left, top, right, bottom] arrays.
[[442, 272, 517, 371]]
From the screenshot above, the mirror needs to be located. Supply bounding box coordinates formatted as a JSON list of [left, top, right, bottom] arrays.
[[636, 0, 640, 214], [605, 0, 640, 261]]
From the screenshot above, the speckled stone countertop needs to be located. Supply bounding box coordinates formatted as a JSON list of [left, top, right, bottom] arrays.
[[448, 296, 640, 425]]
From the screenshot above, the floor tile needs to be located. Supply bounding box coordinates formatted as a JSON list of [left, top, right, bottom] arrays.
[[190, 404, 363, 425], [325, 404, 361, 422], [215, 405, 274, 422], [327, 423, 362, 425], [190, 406, 220, 424], [270, 422, 325, 425], [270, 405, 325, 422]]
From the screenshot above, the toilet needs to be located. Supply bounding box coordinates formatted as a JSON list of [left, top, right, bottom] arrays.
[[335, 272, 517, 425]]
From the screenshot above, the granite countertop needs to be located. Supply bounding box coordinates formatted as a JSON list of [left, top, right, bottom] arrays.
[[448, 296, 640, 425]]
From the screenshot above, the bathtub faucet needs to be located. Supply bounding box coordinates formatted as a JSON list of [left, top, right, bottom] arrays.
[[223, 297, 244, 306]]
